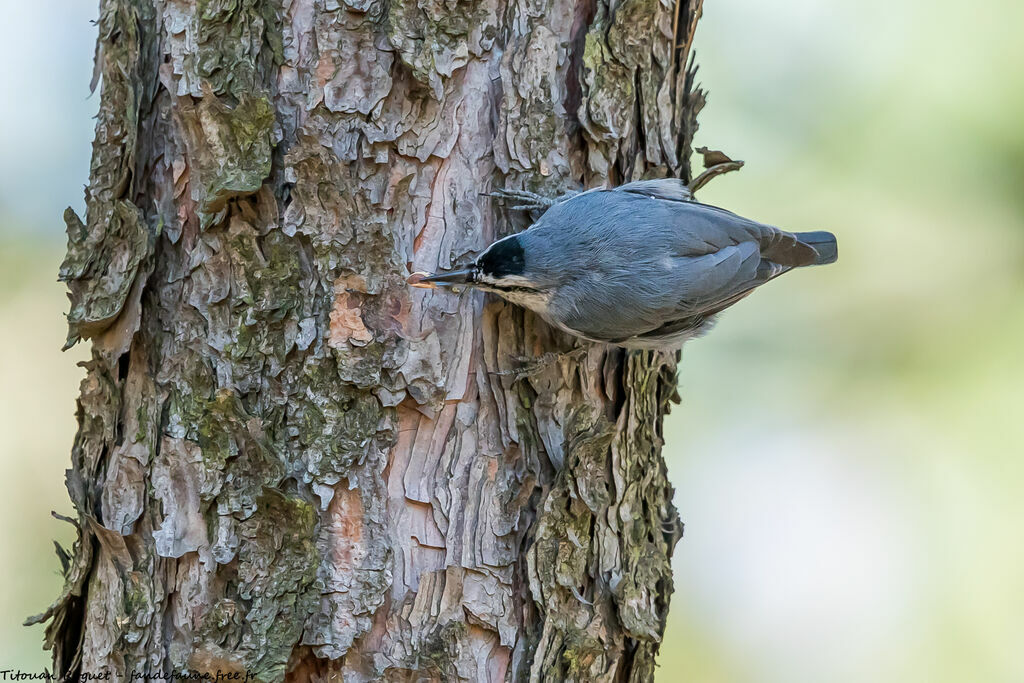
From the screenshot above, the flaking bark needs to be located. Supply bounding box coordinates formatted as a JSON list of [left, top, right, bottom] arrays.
[[34, 0, 707, 679]]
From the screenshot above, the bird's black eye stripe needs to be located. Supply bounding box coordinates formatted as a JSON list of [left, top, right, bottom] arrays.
[[486, 283, 541, 294]]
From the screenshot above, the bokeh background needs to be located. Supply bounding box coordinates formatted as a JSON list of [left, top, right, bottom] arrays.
[[2, 0, 1022, 679]]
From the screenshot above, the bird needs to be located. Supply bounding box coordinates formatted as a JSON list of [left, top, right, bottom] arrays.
[[408, 178, 837, 349]]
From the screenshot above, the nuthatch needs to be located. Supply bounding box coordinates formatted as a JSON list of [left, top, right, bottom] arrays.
[[409, 178, 837, 349]]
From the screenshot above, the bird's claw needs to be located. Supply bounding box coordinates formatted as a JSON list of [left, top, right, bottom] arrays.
[[493, 348, 587, 380], [485, 187, 557, 213]]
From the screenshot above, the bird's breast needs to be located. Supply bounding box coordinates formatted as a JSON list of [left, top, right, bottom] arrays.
[[494, 287, 553, 314]]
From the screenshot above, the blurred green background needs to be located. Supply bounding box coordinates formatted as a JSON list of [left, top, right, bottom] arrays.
[[1, 0, 1021, 680]]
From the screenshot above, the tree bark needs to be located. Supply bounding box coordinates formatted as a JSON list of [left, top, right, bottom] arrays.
[[33, 0, 705, 679]]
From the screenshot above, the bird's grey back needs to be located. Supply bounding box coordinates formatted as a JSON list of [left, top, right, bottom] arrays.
[[517, 182, 825, 346]]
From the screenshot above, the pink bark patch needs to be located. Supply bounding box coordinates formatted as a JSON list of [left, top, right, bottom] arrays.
[[329, 275, 373, 347]]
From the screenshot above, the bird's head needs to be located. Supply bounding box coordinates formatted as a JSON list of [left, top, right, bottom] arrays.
[[408, 235, 552, 311]]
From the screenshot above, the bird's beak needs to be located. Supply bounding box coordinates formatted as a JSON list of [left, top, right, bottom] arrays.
[[407, 268, 476, 289]]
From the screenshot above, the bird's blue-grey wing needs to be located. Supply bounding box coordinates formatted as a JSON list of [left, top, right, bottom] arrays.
[[543, 192, 814, 341]]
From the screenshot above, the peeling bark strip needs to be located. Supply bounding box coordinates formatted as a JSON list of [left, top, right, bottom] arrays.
[[36, 0, 704, 680]]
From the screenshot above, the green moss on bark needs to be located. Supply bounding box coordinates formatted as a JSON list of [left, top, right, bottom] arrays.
[[235, 492, 319, 681], [179, 94, 276, 224]]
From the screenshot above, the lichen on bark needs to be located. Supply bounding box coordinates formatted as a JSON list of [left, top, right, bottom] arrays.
[[36, 0, 707, 680]]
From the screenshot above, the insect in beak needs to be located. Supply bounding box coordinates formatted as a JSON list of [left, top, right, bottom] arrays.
[[407, 268, 476, 289]]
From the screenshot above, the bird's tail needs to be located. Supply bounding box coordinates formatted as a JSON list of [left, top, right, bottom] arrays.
[[794, 231, 838, 265]]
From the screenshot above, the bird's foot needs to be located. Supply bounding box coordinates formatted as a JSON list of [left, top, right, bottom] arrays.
[[485, 187, 558, 212], [496, 347, 587, 380]]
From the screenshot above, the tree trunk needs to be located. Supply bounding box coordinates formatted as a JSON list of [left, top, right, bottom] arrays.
[[33, 0, 705, 679]]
